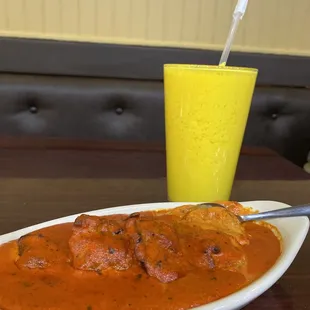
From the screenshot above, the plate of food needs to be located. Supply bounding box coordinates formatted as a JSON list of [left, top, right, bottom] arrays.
[[0, 200, 308, 310]]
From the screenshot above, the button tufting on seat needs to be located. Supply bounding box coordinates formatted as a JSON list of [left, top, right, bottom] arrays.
[[29, 105, 38, 114], [115, 106, 124, 115], [0, 76, 308, 168], [271, 113, 278, 120]]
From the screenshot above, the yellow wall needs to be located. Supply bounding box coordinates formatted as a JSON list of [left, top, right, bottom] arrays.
[[0, 0, 309, 56]]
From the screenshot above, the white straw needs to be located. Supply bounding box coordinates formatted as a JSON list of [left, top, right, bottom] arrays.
[[219, 0, 249, 66]]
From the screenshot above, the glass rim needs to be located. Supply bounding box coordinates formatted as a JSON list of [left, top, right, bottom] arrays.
[[164, 64, 258, 74]]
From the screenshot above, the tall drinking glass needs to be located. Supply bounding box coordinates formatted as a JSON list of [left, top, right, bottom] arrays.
[[164, 65, 258, 202]]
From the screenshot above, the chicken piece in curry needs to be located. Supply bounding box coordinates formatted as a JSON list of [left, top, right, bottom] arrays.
[[0, 201, 282, 310]]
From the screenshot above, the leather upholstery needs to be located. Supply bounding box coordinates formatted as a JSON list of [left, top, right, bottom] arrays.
[[0, 74, 309, 167], [245, 88, 310, 167]]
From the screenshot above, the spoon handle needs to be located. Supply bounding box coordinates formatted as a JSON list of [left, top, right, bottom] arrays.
[[241, 203, 310, 222]]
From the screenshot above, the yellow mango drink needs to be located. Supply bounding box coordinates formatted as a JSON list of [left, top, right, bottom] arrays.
[[164, 64, 258, 202]]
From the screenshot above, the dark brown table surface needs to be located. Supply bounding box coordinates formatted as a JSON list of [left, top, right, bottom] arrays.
[[0, 137, 309, 309]]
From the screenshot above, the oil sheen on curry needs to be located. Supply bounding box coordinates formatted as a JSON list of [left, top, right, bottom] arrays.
[[0, 201, 281, 309]]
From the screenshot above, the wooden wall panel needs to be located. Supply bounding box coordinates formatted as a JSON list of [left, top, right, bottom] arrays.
[[0, 0, 309, 56]]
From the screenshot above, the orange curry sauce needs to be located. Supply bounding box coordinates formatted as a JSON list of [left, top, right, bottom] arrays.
[[0, 202, 281, 310]]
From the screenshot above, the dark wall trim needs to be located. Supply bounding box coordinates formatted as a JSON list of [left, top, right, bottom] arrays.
[[0, 37, 310, 87]]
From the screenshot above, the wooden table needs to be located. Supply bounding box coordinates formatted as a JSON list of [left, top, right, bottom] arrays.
[[0, 137, 309, 309]]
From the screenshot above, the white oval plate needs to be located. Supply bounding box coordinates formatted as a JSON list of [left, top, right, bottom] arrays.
[[0, 200, 308, 310]]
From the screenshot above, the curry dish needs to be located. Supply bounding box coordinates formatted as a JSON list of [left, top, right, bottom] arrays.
[[0, 201, 281, 309]]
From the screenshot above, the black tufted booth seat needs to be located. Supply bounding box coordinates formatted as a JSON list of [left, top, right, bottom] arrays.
[[244, 87, 310, 167], [0, 74, 309, 167]]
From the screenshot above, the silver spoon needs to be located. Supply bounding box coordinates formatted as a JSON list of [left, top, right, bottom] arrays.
[[198, 202, 310, 223]]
